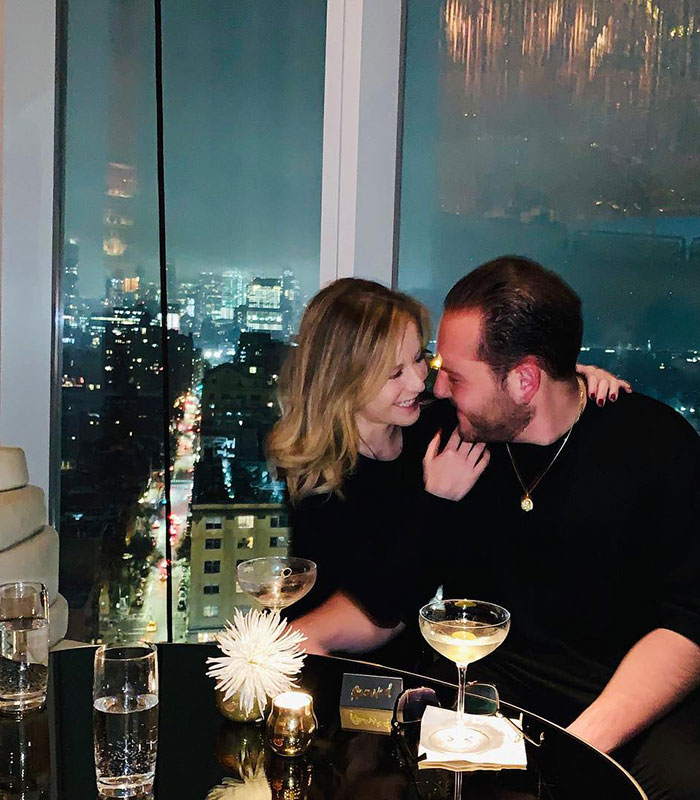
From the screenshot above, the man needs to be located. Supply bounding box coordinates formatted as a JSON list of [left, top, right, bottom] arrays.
[[294, 256, 700, 799]]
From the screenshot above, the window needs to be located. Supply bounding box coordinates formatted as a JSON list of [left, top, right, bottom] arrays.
[[399, 0, 700, 435], [238, 536, 255, 549], [57, 0, 326, 644], [203, 605, 219, 618], [203, 584, 220, 595], [270, 514, 289, 528], [270, 536, 286, 548]]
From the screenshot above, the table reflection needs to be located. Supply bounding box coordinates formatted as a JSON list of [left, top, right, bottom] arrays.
[[0, 709, 50, 799]]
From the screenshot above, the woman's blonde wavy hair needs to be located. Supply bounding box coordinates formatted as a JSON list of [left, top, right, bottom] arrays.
[[267, 278, 430, 503]]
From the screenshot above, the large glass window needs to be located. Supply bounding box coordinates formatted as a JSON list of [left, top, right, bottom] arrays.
[[399, 0, 700, 433], [58, 0, 326, 643]]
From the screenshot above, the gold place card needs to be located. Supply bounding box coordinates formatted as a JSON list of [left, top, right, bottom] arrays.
[[339, 673, 404, 735]]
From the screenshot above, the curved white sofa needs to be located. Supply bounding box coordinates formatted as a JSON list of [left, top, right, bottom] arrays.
[[0, 446, 68, 646]]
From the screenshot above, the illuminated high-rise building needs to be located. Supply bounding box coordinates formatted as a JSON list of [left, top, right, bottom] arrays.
[[281, 269, 302, 338], [221, 269, 248, 320], [102, 0, 150, 280], [245, 277, 283, 334], [63, 239, 80, 341], [197, 272, 224, 321], [103, 162, 136, 271]]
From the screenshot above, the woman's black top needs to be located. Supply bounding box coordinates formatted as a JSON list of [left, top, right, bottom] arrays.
[[288, 421, 429, 624]]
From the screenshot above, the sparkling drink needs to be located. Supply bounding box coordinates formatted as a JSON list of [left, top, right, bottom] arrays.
[[419, 599, 510, 753], [236, 557, 317, 612], [418, 618, 508, 665], [93, 694, 158, 796], [93, 642, 158, 797], [239, 572, 316, 611], [0, 583, 50, 715]]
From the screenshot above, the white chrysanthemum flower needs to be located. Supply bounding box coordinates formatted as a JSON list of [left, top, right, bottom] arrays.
[[207, 608, 307, 716], [206, 773, 271, 800]]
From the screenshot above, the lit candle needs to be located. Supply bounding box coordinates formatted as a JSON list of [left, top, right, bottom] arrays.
[[267, 692, 317, 757]]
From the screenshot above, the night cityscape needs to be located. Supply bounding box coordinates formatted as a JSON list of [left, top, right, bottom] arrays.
[[58, 0, 699, 644]]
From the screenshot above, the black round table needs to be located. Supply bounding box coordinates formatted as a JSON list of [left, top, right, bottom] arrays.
[[1, 644, 647, 799]]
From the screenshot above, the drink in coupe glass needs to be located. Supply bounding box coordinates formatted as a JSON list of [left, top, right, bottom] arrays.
[[0, 582, 50, 714], [236, 557, 316, 613], [93, 642, 158, 797], [419, 599, 510, 753]]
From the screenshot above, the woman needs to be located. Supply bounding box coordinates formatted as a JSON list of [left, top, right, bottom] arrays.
[[267, 278, 629, 646]]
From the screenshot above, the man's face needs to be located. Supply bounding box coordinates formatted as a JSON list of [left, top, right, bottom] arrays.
[[434, 310, 532, 442]]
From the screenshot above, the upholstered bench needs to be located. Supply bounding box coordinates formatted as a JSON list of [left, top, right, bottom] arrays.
[[0, 446, 68, 646]]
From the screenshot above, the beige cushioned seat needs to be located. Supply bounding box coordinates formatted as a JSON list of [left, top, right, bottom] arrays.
[[0, 446, 30, 491], [0, 526, 59, 602], [0, 485, 47, 550], [48, 593, 69, 648], [0, 447, 68, 646]]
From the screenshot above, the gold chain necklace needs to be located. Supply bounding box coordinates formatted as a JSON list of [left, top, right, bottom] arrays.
[[506, 376, 586, 512]]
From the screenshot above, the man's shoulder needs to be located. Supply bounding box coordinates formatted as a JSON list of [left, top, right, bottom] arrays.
[[588, 391, 699, 453]]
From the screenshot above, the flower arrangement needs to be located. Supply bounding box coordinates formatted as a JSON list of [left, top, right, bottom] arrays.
[[206, 772, 271, 800], [207, 608, 307, 718]]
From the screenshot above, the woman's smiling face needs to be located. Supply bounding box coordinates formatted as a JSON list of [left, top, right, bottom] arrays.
[[356, 322, 428, 430]]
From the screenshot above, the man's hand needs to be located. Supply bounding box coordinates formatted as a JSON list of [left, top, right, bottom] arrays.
[[423, 427, 490, 501], [566, 628, 700, 753]]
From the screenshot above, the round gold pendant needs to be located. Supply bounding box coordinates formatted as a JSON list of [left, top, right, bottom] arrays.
[[521, 495, 534, 512]]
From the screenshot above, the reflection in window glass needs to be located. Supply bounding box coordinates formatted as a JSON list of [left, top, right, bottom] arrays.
[[399, 0, 700, 432], [60, 0, 164, 644]]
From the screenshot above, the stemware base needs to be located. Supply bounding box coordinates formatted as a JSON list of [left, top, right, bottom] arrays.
[[428, 723, 490, 754]]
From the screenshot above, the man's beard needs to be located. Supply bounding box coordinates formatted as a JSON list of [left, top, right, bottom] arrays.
[[458, 395, 533, 443]]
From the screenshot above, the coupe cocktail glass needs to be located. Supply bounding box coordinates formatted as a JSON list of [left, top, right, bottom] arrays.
[[236, 557, 316, 614], [419, 599, 510, 753]]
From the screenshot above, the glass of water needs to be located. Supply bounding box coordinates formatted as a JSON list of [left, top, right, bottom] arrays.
[[0, 581, 50, 715], [93, 642, 159, 797]]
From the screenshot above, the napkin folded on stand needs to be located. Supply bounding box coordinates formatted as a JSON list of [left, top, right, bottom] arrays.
[[418, 705, 528, 772]]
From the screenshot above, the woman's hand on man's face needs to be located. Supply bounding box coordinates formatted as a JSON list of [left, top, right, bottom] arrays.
[[422, 427, 490, 501]]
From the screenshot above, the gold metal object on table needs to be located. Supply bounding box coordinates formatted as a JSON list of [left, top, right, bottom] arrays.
[[215, 687, 267, 722], [267, 692, 317, 757]]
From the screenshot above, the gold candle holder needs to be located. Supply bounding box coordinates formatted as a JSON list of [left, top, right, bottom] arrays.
[[266, 692, 317, 757]]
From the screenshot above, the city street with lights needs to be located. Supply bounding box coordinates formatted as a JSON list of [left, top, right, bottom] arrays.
[[105, 389, 200, 644]]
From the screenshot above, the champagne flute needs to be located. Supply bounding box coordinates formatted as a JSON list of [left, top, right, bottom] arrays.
[[236, 557, 316, 614], [419, 599, 510, 753]]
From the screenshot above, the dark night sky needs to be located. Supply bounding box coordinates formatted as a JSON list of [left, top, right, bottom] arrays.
[[64, 0, 326, 299]]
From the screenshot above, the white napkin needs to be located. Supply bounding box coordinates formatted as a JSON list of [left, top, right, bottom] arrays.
[[418, 705, 527, 772]]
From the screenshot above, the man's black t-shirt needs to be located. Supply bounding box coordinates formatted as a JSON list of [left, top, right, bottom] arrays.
[[384, 393, 700, 723]]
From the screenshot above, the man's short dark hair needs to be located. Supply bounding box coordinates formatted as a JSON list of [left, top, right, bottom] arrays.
[[444, 255, 583, 380]]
